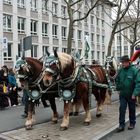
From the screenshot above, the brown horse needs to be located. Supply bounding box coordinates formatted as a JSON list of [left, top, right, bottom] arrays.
[[42, 51, 110, 130], [15, 57, 59, 130]]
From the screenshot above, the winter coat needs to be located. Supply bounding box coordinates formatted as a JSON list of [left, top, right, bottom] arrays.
[[115, 64, 140, 97]]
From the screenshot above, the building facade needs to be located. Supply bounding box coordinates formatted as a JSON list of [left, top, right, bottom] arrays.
[[0, 0, 113, 68]]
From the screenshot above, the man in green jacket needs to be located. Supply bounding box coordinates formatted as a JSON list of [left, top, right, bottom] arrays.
[[115, 55, 140, 132]]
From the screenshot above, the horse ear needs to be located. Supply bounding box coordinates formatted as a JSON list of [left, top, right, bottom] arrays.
[[22, 55, 25, 60], [53, 49, 58, 58]]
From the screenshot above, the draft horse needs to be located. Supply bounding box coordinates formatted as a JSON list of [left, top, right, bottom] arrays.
[[42, 51, 110, 130], [15, 57, 59, 130]]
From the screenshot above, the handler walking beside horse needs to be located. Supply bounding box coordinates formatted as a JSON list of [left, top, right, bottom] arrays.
[[115, 55, 140, 132]]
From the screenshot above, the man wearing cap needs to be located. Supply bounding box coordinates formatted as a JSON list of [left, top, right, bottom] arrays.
[[115, 55, 140, 132]]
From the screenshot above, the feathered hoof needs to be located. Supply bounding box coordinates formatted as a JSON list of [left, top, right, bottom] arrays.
[[25, 125, 33, 130], [52, 120, 58, 124], [60, 126, 68, 131], [84, 122, 90, 126], [69, 112, 74, 116], [96, 113, 102, 118], [73, 112, 79, 116]]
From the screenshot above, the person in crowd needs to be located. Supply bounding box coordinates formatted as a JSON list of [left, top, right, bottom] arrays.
[[115, 55, 140, 132], [8, 68, 18, 106], [1, 65, 9, 85], [21, 89, 29, 118]]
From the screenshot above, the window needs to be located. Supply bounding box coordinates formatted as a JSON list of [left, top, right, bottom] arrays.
[[96, 18, 99, 27], [61, 5, 66, 17], [77, 30, 82, 40], [3, 0, 12, 4], [42, 0, 48, 13], [31, 45, 38, 57], [91, 33, 94, 42], [52, 2, 58, 16], [18, 44, 21, 57], [3, 43, 12, 60], [42, 22, 48, 36], [31, 20, 37, 35], [102, 20, 104, 28], [52, 24, 58, 38], [97, 51, 100, 60], [18, 17, 25, 33], [84, 13, 87, 24], [72, 29, 75, 40], [78, 11, 82, 19], [102, 36, 105, 44], [3, 14, 12, 32], [43, 46, 49, 55], [17, 0, 25, 8], [97, 35, 100, 43], [91, 15, 94, 25], [31, 0, 37, 11], [62, 48, 67, 52], [62, 26, 67, 39], [91, 50, 94, 60]]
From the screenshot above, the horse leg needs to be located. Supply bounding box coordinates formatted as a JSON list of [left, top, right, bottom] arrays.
[[25, 102, 35, 130], [73, 99, 81, 116], [49, 98, 59, 124], [82, 96, 91, 125], [96, 89, 106, 117], [60, 102, 71, 130]]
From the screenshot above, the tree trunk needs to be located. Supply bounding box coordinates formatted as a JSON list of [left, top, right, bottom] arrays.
[[67, 21, 73, 54]]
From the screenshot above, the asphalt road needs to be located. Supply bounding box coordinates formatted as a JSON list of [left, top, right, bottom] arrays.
[[0, 93, 118, 134]]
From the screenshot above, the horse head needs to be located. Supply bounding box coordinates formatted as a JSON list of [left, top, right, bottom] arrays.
[[15, 57, 43, 88], [105, 56, 118, 78], [42, 50, 75, 86]]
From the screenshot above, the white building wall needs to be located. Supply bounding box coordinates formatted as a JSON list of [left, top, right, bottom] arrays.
[[0, 0, 113, 67]]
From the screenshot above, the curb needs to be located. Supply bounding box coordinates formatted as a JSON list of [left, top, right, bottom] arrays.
[[93, 108, 140, 140]]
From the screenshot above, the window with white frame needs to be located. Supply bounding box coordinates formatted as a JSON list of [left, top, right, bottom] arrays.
[[43, 46, 49, 55], [62, 48, 67, 53], [96, 18, 99, 27], [62, 26, 67, 39], [77, 30, 82, 40], [61, 5, 66, 17], [31, 0, 37, 11], [97, 51, 100, 60], [18, 17, 25, 33], [91, 15, 94, 25], [52, 2, 58, 16], [17, 0, 25, 8], [3, 0, 12, 4], [42, 22, 48, 37], [3, 14, 12, 32], [52, 24, 58, 38], [97, 35, 100, 44], [3, 43, 12, 60], [91, 33, 94, 42], [102, 20, 104, 28], [78, 11, 81, 19], [84, 13, 87, 24], [42, 0, 48, 13], [31, 45, 38, 58], [31, 20, 37, 35], [102, 35, 105, 44], [91, 50, 94, 60]]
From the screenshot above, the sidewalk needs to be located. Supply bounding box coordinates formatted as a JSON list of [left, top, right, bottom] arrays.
[[0, 101, 140, 140]]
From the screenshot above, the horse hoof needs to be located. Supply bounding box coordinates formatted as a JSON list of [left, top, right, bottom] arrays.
[[96, 114, 102, 118], [60, 126, 68, 131], [25, 125, 33, 130], [69, 112, 74, 116], [73, 112, 79, 116], [84, 122, 90, 126], [52, 120, 58, 124]]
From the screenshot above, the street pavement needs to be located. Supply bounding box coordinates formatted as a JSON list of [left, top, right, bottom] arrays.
[[0, 101, 140, 140]]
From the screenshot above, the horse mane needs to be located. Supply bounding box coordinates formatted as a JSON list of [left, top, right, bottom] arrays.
[[112, 57, 118, 71], [57, 52, 75, 71]]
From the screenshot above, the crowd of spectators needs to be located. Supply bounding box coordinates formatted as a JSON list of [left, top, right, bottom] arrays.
[[0, 65, 19, 108]]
